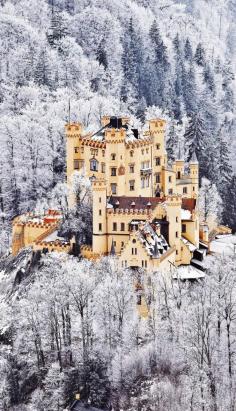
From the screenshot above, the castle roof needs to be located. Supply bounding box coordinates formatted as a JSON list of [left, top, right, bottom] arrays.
[[190, 151, 198, 164], [108, 196, 164, 210], [136, 222, 169, 258], [182, 198, 196, 212]]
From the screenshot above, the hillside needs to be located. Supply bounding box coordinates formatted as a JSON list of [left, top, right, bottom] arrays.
[[0, 1, 236, 410]]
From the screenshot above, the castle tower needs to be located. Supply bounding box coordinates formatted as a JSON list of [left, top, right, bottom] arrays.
[[12, 220, 24, 256], [104, 123, 126, 196], [65, 123, 83, 207], [149, 119, 167, 196], [173, 146, 185, 180], [165, 195, 182, 265], [92, 178, 108, 255], [189, 151, 199, 197]]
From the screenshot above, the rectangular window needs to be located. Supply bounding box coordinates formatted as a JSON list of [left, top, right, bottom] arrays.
[[146, 176, 150, 188], [129, 164, 134, 173], [90, 159, 98, 171], [74, 160, 84, 170], [113, 222, 117, 231], [168, 176, 172, 183], [74, 147, 79, 153], [111, 183, 117, 195], [111, 153, 116, 160], [141, 177, 145, 189], [132, 248, 137, 255], [176, 250, 178, 255], [183, 187, 187, 194], [177, 171, 181, 179], [176, 216, 178, 223], [155, 173, 160, 183], [121, 223, 125, 231], [156, 144, 160, 150], [74, 160, 79, 170], [99, 210, 102, 216], [129, 180, 135, 191], [99, 197, 101, 203], [111, 167, 117, 176], [168, 189, 173, 195], [101, 163, 105, 173], [182, 224, 187, 233], [176, 231, 178, 238], [145, 261, 147, 268], [121, 241, 124, 248], [99, 223, 102, 232], [137, 295, 142, 305], [155, 157, 161, 166]]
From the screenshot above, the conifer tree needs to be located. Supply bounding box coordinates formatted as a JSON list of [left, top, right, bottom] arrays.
[[172, 34, 184, 119], [203, 64, 216, 95], [65, 0, 75, 14], [34, 50, 52, 88], [184, 38, 193, 61], [184, 112, 211, 179], [194, 43, 206, 66], [96, 42, 108, 70], [215, 126, 233, 197], [182, 61, 197, 115], [121, 18, 143, 113], [149, 20, 170, 108], [222, 174, 236, 230]]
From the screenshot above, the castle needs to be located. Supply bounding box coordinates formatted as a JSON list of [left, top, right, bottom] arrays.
[[12, 115, 207, 271]]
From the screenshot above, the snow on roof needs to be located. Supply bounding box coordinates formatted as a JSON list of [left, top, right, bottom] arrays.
[[181, 209, 192, 220], [181, 237, 196, 252], [173, 265, 205, 280], [136, 222, 169, 258], [210, 235, 236, 255]]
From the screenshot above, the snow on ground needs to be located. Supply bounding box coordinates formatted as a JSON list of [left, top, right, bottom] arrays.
[[210, 235, 236, 256]]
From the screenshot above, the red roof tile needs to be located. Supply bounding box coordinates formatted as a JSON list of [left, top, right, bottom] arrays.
[[182, 198, 196, 212], [109, 196, 165, 210]]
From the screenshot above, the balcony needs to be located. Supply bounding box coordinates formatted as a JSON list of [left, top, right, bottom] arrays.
[[140, 167, 152, 176]]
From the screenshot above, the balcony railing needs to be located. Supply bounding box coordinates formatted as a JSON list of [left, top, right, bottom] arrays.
[[140, 167, 152, 176]]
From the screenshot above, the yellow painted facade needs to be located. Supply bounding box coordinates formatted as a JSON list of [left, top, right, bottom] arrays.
[[11, 115, 200, 273], [66, 116, 200, 270]]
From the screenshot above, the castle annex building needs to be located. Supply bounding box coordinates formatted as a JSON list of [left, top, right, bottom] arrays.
[[12, 115, 206, 271], [66, 116, 202, 270]]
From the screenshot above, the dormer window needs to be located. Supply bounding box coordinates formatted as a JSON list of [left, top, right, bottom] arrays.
[[111, 153, 116, 160], [90, 158, 98, 171]]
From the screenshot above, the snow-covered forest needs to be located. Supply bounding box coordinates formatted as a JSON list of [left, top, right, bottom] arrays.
[[0, 0, 236, 409], [1, 252, 236, 410]]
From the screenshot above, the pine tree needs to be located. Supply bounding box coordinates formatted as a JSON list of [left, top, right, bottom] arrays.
[[194, 43, 206, 66], [47, 7, 67, 47], [148, 20, 170, 108], [65, 0, 75, 14], [203, 64, 216, 95], [184, 38, 193, 61], [172, 34, 184, 119], [184, 112, 211, 179], [215, 126, 233, 197], [223, 174, 236, 230], [96, 42, 108, 70], [34, 50, 52, 88], [121, 18, 143, 113], [182, 61, 198, 115]]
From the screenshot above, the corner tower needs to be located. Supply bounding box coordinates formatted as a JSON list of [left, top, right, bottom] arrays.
[[189, 152, 199, 197], [92, 178, 108, 255]]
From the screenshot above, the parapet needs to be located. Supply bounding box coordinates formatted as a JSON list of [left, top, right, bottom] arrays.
[[65, 123, 83, 137]]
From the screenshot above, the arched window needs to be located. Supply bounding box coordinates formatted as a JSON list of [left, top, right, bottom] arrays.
[[90, 158, 98, 171]]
